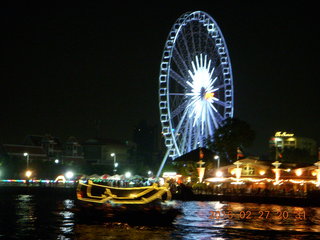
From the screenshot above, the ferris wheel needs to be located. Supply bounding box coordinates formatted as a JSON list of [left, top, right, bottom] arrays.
[[157, 11, 234, 176]]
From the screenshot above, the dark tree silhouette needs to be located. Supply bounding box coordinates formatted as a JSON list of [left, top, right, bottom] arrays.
[[208, 118, 255, 165]]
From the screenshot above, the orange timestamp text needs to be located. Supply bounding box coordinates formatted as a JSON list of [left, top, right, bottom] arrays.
[[209, 210, 306, 221]]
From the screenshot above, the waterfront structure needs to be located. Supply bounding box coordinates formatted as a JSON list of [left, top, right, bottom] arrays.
[[205, 157, 320, 193], [157, 11, 234, 177]]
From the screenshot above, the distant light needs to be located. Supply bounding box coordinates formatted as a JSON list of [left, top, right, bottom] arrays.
[[162, 172, 177, 178], [259, 170, 266, 176], [216, 171, 223, 178], [214, 155, 219, 160], [148, 170, 152, 175], [125, 172, 131, 178], [114, 162, 119, 168], [25, 170, 32, 178], [65, 171, 74, 179], [54, 159, 59, 164], [110, 153, 115, 157], [23, 152, 28, 157]]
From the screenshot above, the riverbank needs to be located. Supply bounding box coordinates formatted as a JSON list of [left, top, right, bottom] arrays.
[[1, 185, 319, 207]]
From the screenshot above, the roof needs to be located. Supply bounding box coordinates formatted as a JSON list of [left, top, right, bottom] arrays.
[[83, 138, 127, 146], [2, 144, 47, 156]]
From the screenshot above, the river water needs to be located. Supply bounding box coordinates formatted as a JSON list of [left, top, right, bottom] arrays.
[[0, 192, 320, 240]]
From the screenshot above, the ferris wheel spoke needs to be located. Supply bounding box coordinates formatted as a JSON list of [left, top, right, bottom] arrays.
[[211, 84, 225, 91], [211, 106, 225, 125], [193, 124, 201, 149], [206, 106, 214, 136], [173, 108, 189, 138], [178, 116, 191, 154], [198, 21, 202, 54], [180, 30, 193, 68], [171, 100, 190, 119], [214, 100, 227, 107], [189, 22, 197, 60], [169, 93, 186, 96], [169, 69, 188, 88], [172, 48, 190, 78], [207, 105, 219, 129]]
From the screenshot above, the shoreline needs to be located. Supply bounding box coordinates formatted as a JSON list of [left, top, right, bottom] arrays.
[[0, 185, 319, 207]]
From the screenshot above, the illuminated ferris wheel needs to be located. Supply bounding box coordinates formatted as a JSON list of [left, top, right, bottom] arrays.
[[157, 11, 234, 176]]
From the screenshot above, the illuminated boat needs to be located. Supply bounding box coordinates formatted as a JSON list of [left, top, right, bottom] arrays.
[[76, 179, 180, 224]]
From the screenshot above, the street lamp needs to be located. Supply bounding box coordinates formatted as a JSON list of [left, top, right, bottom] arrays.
[[25, 170, 32, 178], [214, 155, 220, 169], [111, 153, 117, 174], [125, 171, 131, 178], [23, 152, 29, 169], [65, 171, 74, 180]]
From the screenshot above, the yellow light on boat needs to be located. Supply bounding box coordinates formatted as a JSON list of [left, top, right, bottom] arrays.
[[295, 169, 303, 177], [311, 170, 317, 176], [259, 170, 265, 176], [230, 169, 236, 175]]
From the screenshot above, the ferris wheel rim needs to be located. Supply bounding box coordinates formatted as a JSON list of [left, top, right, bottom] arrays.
[[159, 10, 234, 159]]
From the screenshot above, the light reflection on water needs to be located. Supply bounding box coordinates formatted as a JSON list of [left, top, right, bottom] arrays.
[[0, 194, 320, 240]]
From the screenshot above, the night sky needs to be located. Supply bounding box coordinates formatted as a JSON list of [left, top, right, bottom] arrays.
[[1, 2, 319, 156]]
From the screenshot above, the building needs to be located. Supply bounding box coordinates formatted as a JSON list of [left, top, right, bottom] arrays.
[[24, 134, 84, 164], [82, 138, 134, 169], [205, 157, 320, 194], [269, 131, 317, 160]]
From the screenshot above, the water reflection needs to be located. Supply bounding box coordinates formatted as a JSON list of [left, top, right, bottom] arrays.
[[1, 194, 320, 240], [57, 199, 75, 240], [15, 195, 36, 238]]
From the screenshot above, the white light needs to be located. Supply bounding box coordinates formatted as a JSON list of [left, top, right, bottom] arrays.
[[186, 54, 220, 133], [148, 170, 152, 175], [65, 171, 74, 179], [25, 170, 32, 178], [216, 171, 223, 177], [114, 162, 119, 168], [23, 152, 28, 157], [214, 155, 219, 160], [54, 159, 59, 164], [110, 153, 115, 157], [125, 172, 131, 178], [163, 172, 177, 178]]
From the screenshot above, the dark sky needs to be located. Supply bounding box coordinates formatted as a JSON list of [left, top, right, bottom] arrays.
[[1, 2, 319, 156]]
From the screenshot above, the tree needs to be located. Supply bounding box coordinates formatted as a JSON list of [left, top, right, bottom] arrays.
[[270, 146, 315, 164], [208, 118, 255, 165]]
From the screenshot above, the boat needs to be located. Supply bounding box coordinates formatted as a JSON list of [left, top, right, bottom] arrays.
[[76, 177, 180, 224]]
